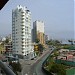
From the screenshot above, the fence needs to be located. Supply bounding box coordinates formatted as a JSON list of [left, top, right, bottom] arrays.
[[42, 50, 54, 75], [55, 59, 75, 67]]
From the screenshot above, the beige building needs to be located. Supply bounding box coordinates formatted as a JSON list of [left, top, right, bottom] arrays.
[[37, 32, 45, 44], [32, 20, 45, 45]]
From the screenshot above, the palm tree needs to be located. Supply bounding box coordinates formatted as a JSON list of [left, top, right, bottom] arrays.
[[38, 44, 44, 53]]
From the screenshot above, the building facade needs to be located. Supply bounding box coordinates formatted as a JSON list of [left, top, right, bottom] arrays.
[[33, 20, 45, 45], [45, 34, 49, 43], [12, 5, 34, 58], [4, 43, 12, 54]]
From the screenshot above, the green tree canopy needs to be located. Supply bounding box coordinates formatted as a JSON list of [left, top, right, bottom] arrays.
[[5, 38, 9, 44], [38, 44, 44, 52], [35, 39, 40, 43], [46, 40, 61, 46], [49, 63, 66, 75]]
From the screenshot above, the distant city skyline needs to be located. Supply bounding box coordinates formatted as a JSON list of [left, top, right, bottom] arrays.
[[0, 0, 74, 40]]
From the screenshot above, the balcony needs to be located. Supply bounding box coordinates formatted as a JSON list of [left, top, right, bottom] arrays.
[[21, 18, 25, 20], [21, 15, 25, 17], [21, 21, 24, 23]]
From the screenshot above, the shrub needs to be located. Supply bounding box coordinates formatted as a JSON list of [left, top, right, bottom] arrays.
[[9, 62, 22, 75]]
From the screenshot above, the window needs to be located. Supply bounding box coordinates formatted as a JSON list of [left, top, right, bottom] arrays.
[[21, 25, 24, 26], [12, 42, 15, 43], [22, 52, 24, 53], [25, 19, 28, 22], [21, 28, 24, 30], [21, 18, 24, 20], [22, 48, 24, 50], [25, 32, 26, 34], [12, 20, 15, 22], [21, 31, 24, 33], [22, 41, 24, 43], [21, 12, 24, 13], [26, 17, 28, 19], [27, 45, 29, 47], [27, 29, 28, 31], [21, 15, 24, 17], [12, 27, 15, 29], [16, 38, 18, 40], [19, 9, 21, 12], [16, 32, 17, 34], [16, 41, 18, 43], [12, 31, 15, 33], [21, 35, 24, 36], [22, 45, 24, 47], [22, 38, 24, 40], [21, 21, 24, 23], [16, 29, 17, 31]]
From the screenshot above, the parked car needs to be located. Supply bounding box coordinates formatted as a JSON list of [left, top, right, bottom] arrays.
[[6, 56, 19, 63], [1, 58, 9, 65]]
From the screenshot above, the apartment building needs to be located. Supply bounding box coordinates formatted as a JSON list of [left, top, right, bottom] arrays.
[[32, 20, 45, 45], [12, 5, 34, 58]]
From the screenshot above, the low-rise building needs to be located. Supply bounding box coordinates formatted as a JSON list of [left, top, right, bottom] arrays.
[[59, 49, 69, 53], [4, 43, 12, 54], [0, 45, 5, 54]]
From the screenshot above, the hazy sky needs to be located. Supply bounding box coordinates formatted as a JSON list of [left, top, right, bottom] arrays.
[[0, 0, 74, 40]]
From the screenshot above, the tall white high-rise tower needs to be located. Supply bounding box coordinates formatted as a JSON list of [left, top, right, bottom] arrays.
[[12, 5, 34, 58]]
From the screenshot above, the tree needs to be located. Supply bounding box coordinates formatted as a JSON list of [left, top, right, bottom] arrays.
[[46, 40, 61, 46], [49, 63, 66, 75], [9, 62, 22, 75], [5, 38, 9, 44], [46, 40, 53, 45], [54, 40, 61, 45], [68, 40, 73, 45], [35, 39, 40, 43], [38, 44, 44, 53]]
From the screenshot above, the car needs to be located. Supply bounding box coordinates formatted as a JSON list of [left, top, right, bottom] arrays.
[[31, 58, 34, 60], [6, 56, 19, 63], [2, 58, 9, 65]]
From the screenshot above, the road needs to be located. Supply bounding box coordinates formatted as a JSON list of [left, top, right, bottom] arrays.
[[21, 49, 53, 75], [30, 50, 52, 75]]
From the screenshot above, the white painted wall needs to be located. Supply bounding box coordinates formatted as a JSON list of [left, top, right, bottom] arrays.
[[12, 5, 34, 57]]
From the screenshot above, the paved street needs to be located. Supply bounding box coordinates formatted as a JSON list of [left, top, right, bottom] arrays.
[[20, 49, 51, 75], [30, 50, 53, 75], [20, 49, 53, 75]]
